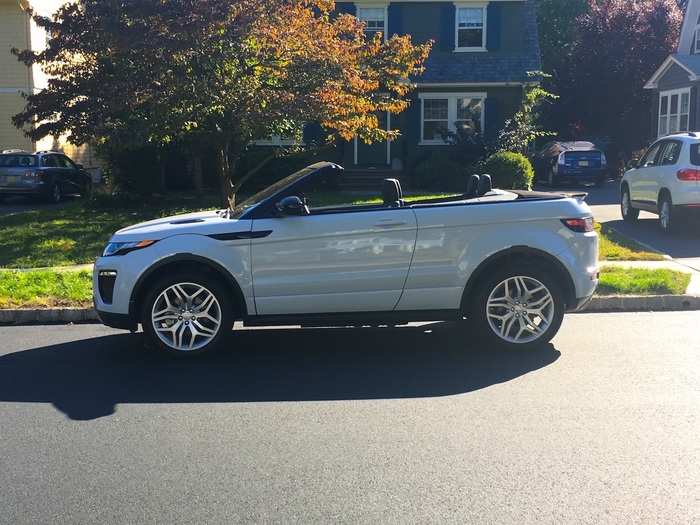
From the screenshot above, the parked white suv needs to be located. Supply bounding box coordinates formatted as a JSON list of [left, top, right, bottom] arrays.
[[621, 133, 700, 233], [94, 163, 599, 356]]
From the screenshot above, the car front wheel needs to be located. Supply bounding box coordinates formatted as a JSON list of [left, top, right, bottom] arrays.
[[141, 273, 234, 356], [621, 186, 639, 222], [470, 263, 566, 351]]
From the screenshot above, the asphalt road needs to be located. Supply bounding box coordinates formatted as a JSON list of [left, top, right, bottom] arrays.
[[536, 180, 700, 271], [0, 314, 698, 524]]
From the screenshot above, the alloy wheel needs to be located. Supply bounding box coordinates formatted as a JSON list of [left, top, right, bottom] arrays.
[[660, 200, 671, 231], [151, 282, 222, 352], [486, 276, 555, 344], [622, 191, 630, 217]]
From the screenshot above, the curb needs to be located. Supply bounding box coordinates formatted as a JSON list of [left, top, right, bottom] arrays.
[[2, 296, 700, 326], [582, 294, 700, 313], [0, 307, 98, 325]]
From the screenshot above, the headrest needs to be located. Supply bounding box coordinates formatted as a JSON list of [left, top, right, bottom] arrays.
[[382, 178, 403, 207], [477, 174, 492, 196], [465, 174, 480, 197]]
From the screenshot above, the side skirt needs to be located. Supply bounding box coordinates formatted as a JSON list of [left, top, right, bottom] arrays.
[[243, 309, 462, 327], [631, 200, 658, 213]]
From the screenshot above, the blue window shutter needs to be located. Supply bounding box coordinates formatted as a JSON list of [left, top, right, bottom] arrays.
[[388, 4, 402, 37], [335, 2, 356, 16], [485, 97, 500, 139], [440, 3, 456, 51], [487, 4, 501, 51]]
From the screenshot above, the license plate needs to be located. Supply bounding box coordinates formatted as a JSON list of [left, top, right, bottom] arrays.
[[578, 160, 589, 167], [5, 176, 20, 185]]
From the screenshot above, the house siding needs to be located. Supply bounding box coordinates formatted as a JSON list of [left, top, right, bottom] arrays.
[[0, 2, 33, 151]]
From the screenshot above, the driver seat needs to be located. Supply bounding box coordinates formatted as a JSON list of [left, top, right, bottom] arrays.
[[382, 178, 404, 207]]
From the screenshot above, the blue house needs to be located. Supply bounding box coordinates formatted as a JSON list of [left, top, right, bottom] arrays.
[[334, 0, 541, 176], [645, 0, 700, 138]]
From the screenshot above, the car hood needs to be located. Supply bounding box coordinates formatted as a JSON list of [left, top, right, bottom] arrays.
[[111, 210, 251, 242]]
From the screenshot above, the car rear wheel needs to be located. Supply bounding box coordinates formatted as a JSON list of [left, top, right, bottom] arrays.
[[621, 187, 639, 222], [658, 194, 676, 235], [469, 263, 566, 351], [141, 273, 234, 357]]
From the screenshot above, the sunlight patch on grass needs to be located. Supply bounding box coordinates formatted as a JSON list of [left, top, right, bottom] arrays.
[[597, 267, 690, 296], [597, 223, 665, 262], [0, 270, 93, 308]]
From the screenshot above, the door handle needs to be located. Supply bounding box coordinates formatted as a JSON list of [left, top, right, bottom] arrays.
[[374, 220, 407, 228]]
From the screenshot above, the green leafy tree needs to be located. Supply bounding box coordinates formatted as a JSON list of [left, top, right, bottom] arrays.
[[496, 73, 558, 155], [13, 0, 431, 205]]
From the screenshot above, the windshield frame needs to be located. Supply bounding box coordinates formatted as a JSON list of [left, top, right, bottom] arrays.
[[230, 162, 341, 219]]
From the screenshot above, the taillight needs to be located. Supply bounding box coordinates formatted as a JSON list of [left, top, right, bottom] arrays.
[[677, 169, 700, 181], [562, 217, 595, 233]]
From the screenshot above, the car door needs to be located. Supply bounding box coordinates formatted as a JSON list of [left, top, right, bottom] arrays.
[[56, 155, 83, 193], [632, 141, 664, 204], [250, 204, 418, 316], [655, 140, 682, 204]]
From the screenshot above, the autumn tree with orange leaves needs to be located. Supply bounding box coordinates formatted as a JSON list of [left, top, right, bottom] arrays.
[[13, 0, 431, 204]]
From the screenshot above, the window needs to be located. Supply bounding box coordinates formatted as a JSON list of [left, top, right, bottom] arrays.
[[420, 93, 486, 145], [357, 6, 386, 40], [57, 156, 76, 169], [659, 141, 682, 166], [659, 88, 690, 137], [0, 155, 36, 167], [694, 13, 700, 54], [455, 5, 486, 51], [41, 155, 58, 168], [639, 142, 663, 168]]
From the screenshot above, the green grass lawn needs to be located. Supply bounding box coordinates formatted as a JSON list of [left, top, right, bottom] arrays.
[[597, 223, 664, 261], [0, 270, 93, 308], [597, 267, 691, 296], [0, 194, 222, 269]]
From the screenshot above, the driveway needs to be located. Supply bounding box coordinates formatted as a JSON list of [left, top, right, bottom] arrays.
[[536, 180, 700, 271], [0, 314, 698, 523]]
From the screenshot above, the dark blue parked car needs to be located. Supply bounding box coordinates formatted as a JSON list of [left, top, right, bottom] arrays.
[[0, 150, 92, 203], [533, 142, 608, 187]]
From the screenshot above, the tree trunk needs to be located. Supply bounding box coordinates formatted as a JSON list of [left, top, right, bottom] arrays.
[[192, 156, 203, 194], [216, 142, 233, 207]]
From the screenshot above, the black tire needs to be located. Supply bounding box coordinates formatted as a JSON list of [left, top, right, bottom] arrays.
[[468, 262, 566, 351], [658, 193, 676, 235], [47, 183, 62, 204], [621, 186, 639, 222], [141, 271, 234, 357]]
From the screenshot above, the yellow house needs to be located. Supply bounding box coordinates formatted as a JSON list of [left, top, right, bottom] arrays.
[[0, 0, 96, 167]]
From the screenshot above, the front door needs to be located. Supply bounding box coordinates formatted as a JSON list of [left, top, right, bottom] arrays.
[[354, 112, 390, 167], [251, 207, 417, 315]]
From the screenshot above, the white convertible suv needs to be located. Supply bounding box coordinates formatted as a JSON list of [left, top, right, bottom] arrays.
[[621, 132, 700, 234], [94, 162, 599, 356]]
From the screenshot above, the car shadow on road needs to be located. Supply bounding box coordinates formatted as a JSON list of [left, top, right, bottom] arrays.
[[606, 219, 700, 259], [0, 323, 560, 421]]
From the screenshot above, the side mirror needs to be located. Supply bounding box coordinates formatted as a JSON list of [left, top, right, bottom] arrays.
[[76, 163, 84, 169], [275, 196, 309, 217]]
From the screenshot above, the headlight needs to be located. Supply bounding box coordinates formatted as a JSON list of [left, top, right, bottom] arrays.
[[102, 240, 156, 257]]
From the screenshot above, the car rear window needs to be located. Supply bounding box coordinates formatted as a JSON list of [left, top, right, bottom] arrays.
[[0, 155, 37, 167], [690, 144, 700, 166]]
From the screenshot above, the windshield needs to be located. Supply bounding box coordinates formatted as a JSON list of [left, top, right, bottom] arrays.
[[0, 155, 37, 168], [229, 166, 317, 218]]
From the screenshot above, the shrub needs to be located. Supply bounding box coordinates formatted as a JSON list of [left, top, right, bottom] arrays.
[[412, 154, 466, 191], [481, 151, 534, 190]]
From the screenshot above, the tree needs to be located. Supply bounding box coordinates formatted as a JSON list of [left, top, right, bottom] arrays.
[[13, 0, 431, 204], [496, 72, 557, 155], [537, 0, 682, 153]]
